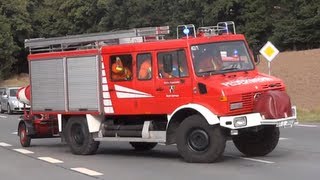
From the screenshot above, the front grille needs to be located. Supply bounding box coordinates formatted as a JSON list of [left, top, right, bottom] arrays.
[[227, 93, 254, 115], [242, 93, 254, 111], [227, 87, 285, 116]]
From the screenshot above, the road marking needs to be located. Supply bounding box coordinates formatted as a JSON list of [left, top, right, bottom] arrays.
[[71, 167, 103, 176], [0, 115, 7, 119], [296, 124, 318, 128], [0, 142, 12, 147], [279, 137, 288, 140], [240, 157, 275, 164], [13, 149, 34, 154], [12, 131, 18, 135], [225, 155, 275, 164], [38, 157, 63, 164]]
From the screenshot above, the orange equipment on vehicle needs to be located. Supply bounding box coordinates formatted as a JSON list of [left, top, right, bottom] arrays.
[[111, 57, 132, 80]]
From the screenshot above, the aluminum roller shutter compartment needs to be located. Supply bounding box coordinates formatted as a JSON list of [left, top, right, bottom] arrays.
[[67, 56, 99, 111], [30, 59, 65, 111]]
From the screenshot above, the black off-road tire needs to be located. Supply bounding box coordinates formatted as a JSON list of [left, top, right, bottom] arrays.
[[18, 123, 31, 147], [176, 114, 226, 163], [232, 126, 280, 156], [65, 117, 100, 155], [130, 142, 157, 151]]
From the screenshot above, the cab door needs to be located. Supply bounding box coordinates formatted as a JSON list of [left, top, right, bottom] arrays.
[[154, 49, 193, 113], [134, 53, 156, 113]]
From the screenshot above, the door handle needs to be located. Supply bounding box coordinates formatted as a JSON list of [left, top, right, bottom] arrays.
[[156, 87, 164, 91]]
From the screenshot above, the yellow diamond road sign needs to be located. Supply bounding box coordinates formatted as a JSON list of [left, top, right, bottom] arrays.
[[259, 41, 279, 62]]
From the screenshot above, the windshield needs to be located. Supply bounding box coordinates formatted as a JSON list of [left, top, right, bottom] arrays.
[[9, 89, 18, 97], [191, 41, 254, 76]]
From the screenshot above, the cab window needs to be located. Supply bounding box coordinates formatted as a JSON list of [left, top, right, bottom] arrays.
[[137, 53, 152, 80], [110, 55, 133, 81], [157, 50, 189, 78]]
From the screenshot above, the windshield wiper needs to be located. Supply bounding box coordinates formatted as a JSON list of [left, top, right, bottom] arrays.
[[198, 70, 217, 76], [220, 67, 239, 71]]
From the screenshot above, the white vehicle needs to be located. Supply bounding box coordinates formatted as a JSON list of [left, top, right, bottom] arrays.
[[0, 87, 30, 114]]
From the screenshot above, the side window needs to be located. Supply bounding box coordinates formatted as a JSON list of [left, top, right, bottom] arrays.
[[157, 50, 189, 78], [137, 53, 152, 80], [110, 55, 133, 81]]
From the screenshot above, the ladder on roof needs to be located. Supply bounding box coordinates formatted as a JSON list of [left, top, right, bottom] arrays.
[[25, 26, 170, 54]]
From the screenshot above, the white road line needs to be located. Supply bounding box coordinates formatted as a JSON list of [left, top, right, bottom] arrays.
[[240, 157, 275, 164], [0, 115, 7, 118], [71, 167, 103, 176], [225, 155, 275, 164], [11, 131, 18, 135], [279, 137, 288, 140], [0, 142, 12, 147], [38, 157, 63, 164], [13, 149, 34, 154], [296, 124, 318, 128]]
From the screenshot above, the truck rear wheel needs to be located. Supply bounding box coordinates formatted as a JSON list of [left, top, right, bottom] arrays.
[[232, 126, 280, 156], [176, 114, 226, 163], [65, 117, 99, 155], [18, 123, 31, 147], [130, 142, 157, 151]]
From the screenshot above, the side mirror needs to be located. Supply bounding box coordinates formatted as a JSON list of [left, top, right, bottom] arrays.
[[253, 52, 261, 65], [163, 54, 173, 73]]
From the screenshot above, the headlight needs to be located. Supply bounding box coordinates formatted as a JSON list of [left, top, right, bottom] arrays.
[[234, 116, 247, 127], [230, 102, 243, 110]]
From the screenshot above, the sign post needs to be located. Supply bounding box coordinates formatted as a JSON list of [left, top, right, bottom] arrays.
[[259, 41, 279, 75]]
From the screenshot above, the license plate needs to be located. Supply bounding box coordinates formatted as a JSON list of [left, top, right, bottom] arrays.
[[277, 120, 295, 128]]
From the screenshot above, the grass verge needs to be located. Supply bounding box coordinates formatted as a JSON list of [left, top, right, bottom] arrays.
[[297, 108, 320, 123]]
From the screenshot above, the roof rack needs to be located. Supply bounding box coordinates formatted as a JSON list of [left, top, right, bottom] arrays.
[[197, 21, 236, 36], [25, 26, 170, 54]]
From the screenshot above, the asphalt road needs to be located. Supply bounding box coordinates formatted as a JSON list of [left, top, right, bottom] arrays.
[[0, 114, 319, 180]]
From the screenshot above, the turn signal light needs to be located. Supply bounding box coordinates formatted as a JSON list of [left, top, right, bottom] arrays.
[[220, 96, 228, 102]]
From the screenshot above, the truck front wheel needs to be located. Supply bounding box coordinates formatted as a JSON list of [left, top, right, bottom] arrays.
[[65, 117, 99, 155], [176, 114, 226, 163], [232, 126, 280, 156]]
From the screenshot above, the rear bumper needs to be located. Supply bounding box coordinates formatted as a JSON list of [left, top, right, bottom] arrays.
[[11, 103, 30, 112], [219, 106, 297, 129]]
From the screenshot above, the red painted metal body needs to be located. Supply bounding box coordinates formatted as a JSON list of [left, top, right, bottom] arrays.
[[25, 34, 284, 117]]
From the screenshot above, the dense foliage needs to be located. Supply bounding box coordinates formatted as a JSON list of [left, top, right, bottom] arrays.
[[0, 0, 319, 79]]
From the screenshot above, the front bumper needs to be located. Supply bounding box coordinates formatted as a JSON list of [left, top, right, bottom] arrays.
[[219, 106, 297, 129]]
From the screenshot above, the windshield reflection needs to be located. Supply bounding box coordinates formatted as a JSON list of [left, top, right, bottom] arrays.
[[191, 41, 254, 76]]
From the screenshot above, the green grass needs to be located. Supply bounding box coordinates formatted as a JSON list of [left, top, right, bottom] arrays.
[[297, 108, 320, 122]]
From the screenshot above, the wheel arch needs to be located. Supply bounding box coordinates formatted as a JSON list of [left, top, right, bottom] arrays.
[[59, 114, 103, 133], [166, 104, 220, 144]]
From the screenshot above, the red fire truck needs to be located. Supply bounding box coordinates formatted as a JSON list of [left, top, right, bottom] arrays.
[[17, 21, 297, 163]]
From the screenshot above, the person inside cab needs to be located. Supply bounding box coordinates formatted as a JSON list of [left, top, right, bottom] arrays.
[[197, 50, 223, 73], [112, 57, 132, 81], [138, 58, 152, 80], [158, 62, 171, 78]]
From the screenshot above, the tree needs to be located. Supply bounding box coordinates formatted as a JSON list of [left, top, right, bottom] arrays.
[[0, 15, 18, 80]]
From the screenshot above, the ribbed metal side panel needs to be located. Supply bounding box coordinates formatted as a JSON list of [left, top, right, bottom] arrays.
[[30, 59, 65, 111], [67, 56, 99, 111]]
